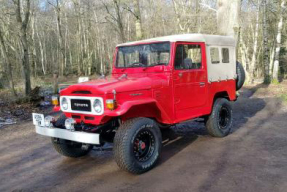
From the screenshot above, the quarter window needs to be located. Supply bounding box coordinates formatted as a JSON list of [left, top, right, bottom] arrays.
[[222, 48, 230, 63], [174, 44, 202, 70], [210, 47, 220, 64]]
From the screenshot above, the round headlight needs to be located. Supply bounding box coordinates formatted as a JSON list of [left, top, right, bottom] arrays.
[[93, 99, 102, 113], [61, 97, 68, 110]]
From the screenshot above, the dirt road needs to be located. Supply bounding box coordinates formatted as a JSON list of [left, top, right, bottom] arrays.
[[1, 85, 287, 192]]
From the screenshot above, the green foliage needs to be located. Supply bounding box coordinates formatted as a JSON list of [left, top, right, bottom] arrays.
[[280, 93, 287, 104], [271, 79, 280, 85]]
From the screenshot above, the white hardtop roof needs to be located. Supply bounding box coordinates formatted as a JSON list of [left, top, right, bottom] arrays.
[[117, 34, 236, 47]]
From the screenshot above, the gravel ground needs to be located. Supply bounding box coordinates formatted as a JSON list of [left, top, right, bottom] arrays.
[[0, 85, 287, 192]]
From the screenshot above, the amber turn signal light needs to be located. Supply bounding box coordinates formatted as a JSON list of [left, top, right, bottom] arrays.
[[51, 96, 59, 106], [106, 99, 116, 110]]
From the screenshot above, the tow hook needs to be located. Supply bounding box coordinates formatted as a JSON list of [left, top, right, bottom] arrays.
[[93, 143, 113, 152], [81, 144, 91, 150]]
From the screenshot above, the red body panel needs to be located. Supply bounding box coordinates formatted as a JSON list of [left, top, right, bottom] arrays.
[[59, 42, 236, 126]]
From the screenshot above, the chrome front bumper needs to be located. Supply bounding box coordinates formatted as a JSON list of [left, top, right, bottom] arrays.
[[35, 126, 100, 145]]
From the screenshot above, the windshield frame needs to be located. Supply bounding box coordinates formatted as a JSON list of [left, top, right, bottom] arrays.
[[115, 41, 171, 69]]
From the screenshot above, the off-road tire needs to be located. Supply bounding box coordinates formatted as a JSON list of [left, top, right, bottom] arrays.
[[114, 117, 162, 174], [54, 114, 67, 128], [51, 138, 92, 158], [236, 61, 245, 90], [158, 123, 172, 129], [206, 98, 233, 137]]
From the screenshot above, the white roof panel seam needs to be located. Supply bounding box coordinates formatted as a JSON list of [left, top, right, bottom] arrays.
[[117, 34, 236, 47]]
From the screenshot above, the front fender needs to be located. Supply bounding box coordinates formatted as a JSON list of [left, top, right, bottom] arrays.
[[104, 98, 172, 124], [104, 98, 157, 117]]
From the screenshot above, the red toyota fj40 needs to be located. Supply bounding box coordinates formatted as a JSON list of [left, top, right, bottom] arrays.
[[33, 34, 245, 174]]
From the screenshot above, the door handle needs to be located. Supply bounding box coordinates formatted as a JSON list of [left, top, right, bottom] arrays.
[[178, 73, 183, 78], [199, 82, 205, 87]]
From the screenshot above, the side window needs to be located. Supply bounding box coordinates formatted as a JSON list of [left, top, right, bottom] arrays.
[[210, 47, 220, 64], [222, 48, 229, 63], [125, 51, 139, 66], [147, 52, 158, 66], [117, 51, 125, 67], [174, 44, 202, 70]]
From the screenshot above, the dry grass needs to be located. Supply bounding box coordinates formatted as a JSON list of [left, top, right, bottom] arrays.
[[245, 80, 287, 105], [281, 93, 287, 104]]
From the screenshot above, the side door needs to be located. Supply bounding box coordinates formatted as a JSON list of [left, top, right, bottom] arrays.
[[173, 42, 208, 116]]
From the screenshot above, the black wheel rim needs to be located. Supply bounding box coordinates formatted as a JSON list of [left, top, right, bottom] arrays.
[[218, 106, 230, 129], [133, 129, 155, 162]]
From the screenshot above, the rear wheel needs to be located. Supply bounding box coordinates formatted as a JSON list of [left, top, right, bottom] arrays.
[[51, 138, 93, 158], [114, 118, 162, 174], [206, 98, 233, 137]]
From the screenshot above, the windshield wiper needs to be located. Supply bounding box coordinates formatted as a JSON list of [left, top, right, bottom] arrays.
[[148, 63, 166, 67], [129, 62, 146, 67]]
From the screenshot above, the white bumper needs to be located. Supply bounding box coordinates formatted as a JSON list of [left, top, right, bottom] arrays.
[[35, 126, 100, 145]]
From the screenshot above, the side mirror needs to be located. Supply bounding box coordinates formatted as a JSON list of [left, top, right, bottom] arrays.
[[78, 77, 89, 83]]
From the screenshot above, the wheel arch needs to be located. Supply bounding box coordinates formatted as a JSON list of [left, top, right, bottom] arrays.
[[208, 91, 232, 114], [120, 102, 162, 123], [213, 91, 230, 102]]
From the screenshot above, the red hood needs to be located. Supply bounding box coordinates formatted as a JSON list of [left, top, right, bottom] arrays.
[[60, 76, 154, 95]]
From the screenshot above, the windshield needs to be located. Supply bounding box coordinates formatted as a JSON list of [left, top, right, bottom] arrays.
[[116, 42, 170, 68]]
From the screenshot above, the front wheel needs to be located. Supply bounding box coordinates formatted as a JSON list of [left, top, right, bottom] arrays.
[[51, 138, 93, 158], [113, 118, 162, 174], [206, 98, 233, 137]]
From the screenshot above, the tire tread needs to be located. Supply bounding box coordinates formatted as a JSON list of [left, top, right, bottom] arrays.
[[114, 117, 161, 174]]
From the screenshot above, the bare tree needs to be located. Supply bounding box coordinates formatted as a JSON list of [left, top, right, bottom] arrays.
[[249, 0, 261, 83], [262, 0, 270, 83], [103, 0, 126, 43], [272, 0, 286, 82], [217, 0, 241, 42], [0, 0, 285, 95], [49, 0, 66, 76], [124, 0, 143, 40], [13, 0, 31, 95], [0, 26, 17, 96]]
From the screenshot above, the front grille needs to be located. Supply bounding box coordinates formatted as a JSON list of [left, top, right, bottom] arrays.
[[72, 115, 81, 119], [85, 116, 94, 120], [71, 99, 91, 112]]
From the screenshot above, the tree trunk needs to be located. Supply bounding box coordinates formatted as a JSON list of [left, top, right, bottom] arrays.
[[14, 0, 31, 95], [133, 0, 143, 40], [262, 0, 270, 83], [30, 10, 37, 77], [55, 0, 66, 76], [272, 0, 285, 82], [172, 0, 185, 32], [239, 30, 251, 82], [217, 0, 241, 42], [113, 0, 126, 43], [36, 24, 46, 75], [249, 0, 260, 83], [269, 44, 275, 75], [0, 27, 17, 96], [195, 0, 201, 33]]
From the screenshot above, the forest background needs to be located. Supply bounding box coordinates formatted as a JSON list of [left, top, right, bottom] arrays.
[[0, 0, 286, 97]]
